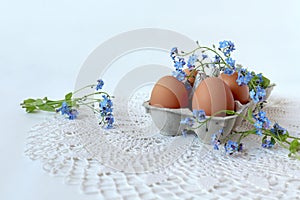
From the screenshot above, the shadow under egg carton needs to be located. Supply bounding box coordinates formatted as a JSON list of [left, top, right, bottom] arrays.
[[143, 85, 274, 144]]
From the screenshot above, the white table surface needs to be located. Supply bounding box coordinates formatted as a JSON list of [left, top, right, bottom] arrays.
[[1, 0, 300, 199]]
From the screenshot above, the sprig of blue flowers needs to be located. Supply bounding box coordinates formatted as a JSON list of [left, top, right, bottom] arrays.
[[170, 40, 239, 89], [181, 107, 300, 158], [170, 41, 271, 94], [172, 41, 300, 159], [21, 79, 114, 129]]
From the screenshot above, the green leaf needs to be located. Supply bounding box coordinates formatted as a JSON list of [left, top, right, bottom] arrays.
[[270, 137, 276, 145], [35, 99, 44, 106], [21, 96, 64, 113], [262, 76, 270, 88], [46, 100, 61, 105], [23, 98, 35, 104], [65, 92, 73, 101], [262, 135, 267, 144], [247, 108, 254, 123], [278, 133, 288, 142], [25, 106, 36, 113], [226, 110, 235, 115], [53, 103, 63, 109], [248, 79, 256, 91], [289, 139, 300, 154], [38, 104, 56, 112]]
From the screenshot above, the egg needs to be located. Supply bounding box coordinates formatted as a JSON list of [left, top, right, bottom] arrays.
[[150, 76, 189, 108], [192, 77, 234, 116], [219, 72, 250, 104], [184, 68, 197, 86]]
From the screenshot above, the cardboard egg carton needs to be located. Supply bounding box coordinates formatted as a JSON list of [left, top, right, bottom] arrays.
[[143, 86, 274, 144]]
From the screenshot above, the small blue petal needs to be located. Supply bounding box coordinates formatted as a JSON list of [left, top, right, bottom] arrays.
[[214, 55, 221, 63], [224, 140, 239, 154], [250, 86, 266, 103], [202, 54, 208, 60], [180, 117, 195, 126], [236, 68, 253, 86], [214, 144, 220, 150], [68, 109, 78, 120], [172, 70, 186, 82], [270, 123, 287, 136], [170, 47, 178, 59], [219, 40, 229, 49], [225, 57, 235, 67], [174, 57, 186, 70], [187, 54, 198, 68], [192, 109, 206, 121], [182, 129, 188, 137], [57, 101, 70, 115], [223, 68, 235, 75], [219, 40, 235, 56], [262, 139, 274, 148], [96, 79, 104, 90]]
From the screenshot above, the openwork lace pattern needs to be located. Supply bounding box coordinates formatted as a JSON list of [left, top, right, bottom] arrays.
[[25, 93, 300, 199]]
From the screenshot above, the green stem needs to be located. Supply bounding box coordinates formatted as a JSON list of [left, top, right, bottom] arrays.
[[73, 84, 96, 94], [288, 135, 300, 140], [285, 140, 291, 145], [77, 100, 101, 106], [46, 99, 65, 105], [83, 104, 100, 114], [178, 45, 232, 70], [194, 62, 224, 70], [81, 91, 111, 99], [275, 139, 290, 149], [192, 109, 236, 129]]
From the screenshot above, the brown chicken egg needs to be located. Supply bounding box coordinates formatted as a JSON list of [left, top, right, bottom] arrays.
[[150, 76, 189, 108], [192, 77, 234, 117], [219, 72, 250, 104], [184, 68, 197, 86]]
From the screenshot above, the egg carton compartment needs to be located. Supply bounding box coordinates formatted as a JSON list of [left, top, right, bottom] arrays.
[[143, 100, 250, 144], [143, 85, 274, 144]]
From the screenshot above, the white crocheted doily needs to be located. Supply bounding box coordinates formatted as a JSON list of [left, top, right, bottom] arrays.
[[25, 92, 300, 199]]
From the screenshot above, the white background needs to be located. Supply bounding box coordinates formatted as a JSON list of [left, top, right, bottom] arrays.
[[1, 0, 300, 199]]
